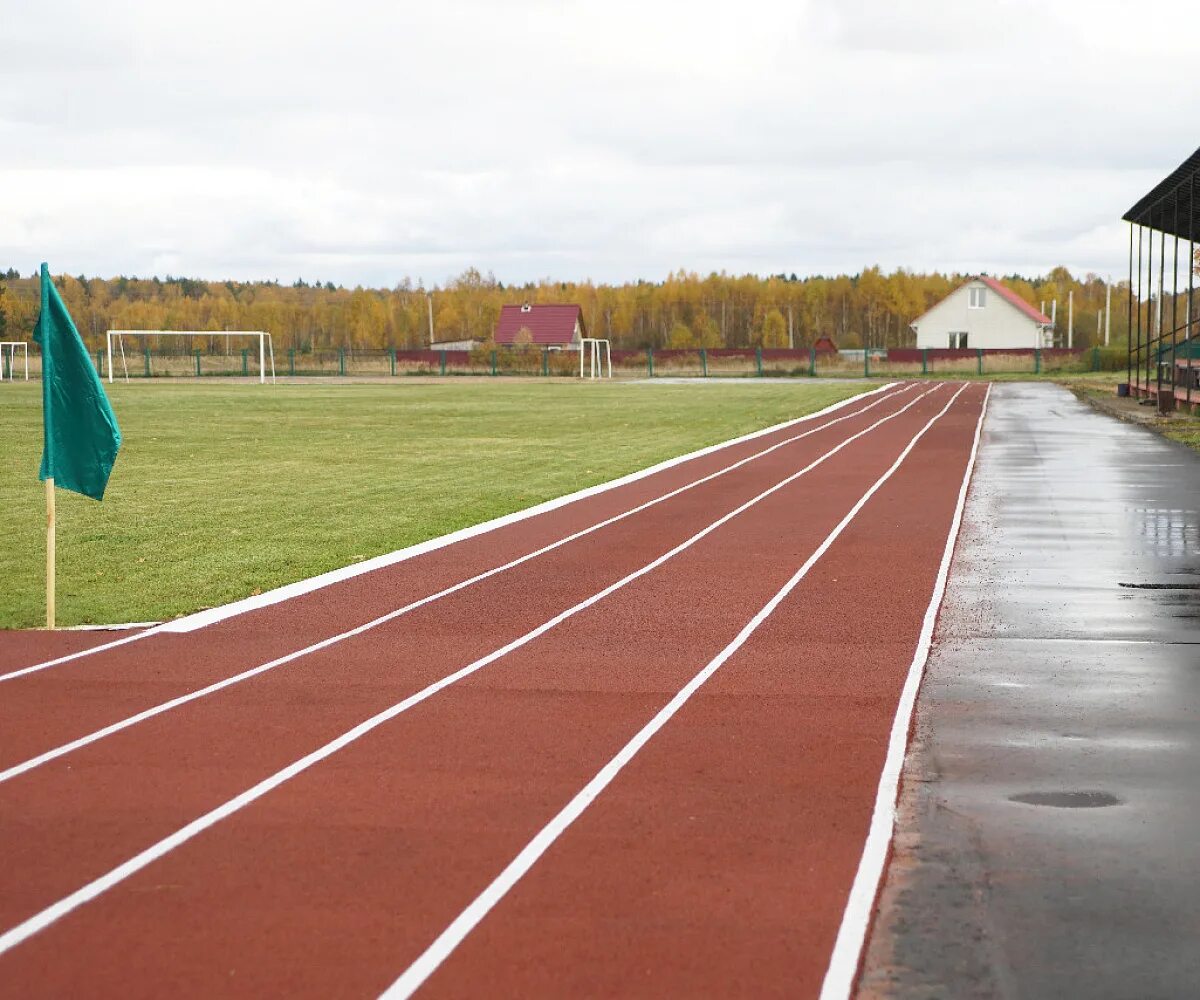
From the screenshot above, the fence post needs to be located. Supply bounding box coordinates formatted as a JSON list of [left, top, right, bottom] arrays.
[[289, 348, 295, 376], [864, 349, 869, 378], [194, 350, 201, 377], [809, 347, 816, 377], [1034, 349, 1041, 375], [756, 346, 763, 376], [390, 348, 397, 376], [700, 348, 707, 377], [491, 350, 497, 376], [440, 350, 447, 376], [144, 348, 151, 378], [95, 350, 103, 375], [338, 348, 346, 376], [922, 348, 928, 375], [977, 348, 983, 376], [648, 347, 655, 378], [1092, 345, 1099, 371], [541, 348, 548, 377]]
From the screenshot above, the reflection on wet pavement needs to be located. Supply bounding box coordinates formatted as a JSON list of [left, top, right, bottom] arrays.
[[860, 383, 1200, 1000]]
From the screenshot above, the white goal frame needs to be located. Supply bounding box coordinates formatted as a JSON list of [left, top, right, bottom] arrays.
[[579, 338, 612, 379], [107, 330, 276, 384], [0, 341, 29, 381]]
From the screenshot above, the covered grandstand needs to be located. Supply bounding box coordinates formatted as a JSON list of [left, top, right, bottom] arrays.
[[1123, 145, 1200, 411]]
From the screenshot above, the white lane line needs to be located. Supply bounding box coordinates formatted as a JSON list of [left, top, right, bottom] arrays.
[[0, 383, 901, 683], [67, 622, 161, 631], [0, 388, 923, 783], [379, 383, 975, 1000], [0, 385, 948, 957], [0, 629, 155, 683], [818, 382, 990, 1000]]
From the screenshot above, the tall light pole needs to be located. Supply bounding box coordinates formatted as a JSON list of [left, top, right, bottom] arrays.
[[1105, 278, 1112, 346]]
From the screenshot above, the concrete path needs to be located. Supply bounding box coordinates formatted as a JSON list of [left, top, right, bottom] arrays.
[[860, 382, 1200, 999]]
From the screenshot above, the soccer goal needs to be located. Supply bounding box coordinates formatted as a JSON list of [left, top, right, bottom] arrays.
[[0, 341, 29, 381], [106, 330, 276, 384], [579, 338, 612, 379]]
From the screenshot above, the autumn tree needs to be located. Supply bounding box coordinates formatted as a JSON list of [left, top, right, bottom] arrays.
[[693, 313, 721, 347], [666, 321, 694, 348], [758, 308, 788, 347], [0, 264, 1134, 354]]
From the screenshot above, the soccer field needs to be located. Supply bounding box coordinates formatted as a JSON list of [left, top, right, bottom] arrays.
[[0, 380, 870, 628]]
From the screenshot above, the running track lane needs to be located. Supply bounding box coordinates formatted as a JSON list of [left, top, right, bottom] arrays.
[[0, 383, 986, 997], [0, 385, 947, 933], [0, 384, 922, 775]]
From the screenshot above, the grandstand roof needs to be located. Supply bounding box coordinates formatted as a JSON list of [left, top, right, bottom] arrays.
[[1123, 144, 1200, 242]]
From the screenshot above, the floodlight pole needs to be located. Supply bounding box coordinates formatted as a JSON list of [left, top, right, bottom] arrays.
[[1105, 279, 1112, 346], [1068, 290, 1073, 349]]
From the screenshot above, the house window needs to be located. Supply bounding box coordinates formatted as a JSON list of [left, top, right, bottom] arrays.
[[968, 287, 986, 308], [948, 332, 969, 349]]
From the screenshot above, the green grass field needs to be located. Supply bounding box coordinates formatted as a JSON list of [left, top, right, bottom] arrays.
[[0, 380, 871, 629]]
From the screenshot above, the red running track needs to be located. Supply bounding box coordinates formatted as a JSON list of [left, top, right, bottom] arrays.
[[0, 381, 988, 998]]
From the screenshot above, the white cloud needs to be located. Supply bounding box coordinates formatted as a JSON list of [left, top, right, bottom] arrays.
[[0, 0, 1193, 284]]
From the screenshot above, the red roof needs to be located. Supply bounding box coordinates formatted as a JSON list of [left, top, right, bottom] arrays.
[[495, 304, 585, 345], [975, 276, 1052, 324]]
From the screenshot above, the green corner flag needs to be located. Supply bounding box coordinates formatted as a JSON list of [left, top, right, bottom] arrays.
[[35, 262, 121, 501]]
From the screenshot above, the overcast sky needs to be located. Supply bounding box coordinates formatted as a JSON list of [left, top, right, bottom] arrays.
[[1, 0, 1195, 287]]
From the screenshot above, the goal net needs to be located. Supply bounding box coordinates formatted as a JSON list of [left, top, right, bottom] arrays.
[[579, 338, 612, 379], [107, 331, 276, 384]]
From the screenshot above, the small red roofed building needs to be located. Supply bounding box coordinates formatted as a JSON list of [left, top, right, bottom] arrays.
[[910, 275, 1052, 350], [812, 335, 838, 353], [495, 303, 586, 349]]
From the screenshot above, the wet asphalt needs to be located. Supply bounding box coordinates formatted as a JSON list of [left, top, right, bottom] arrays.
[[859, 383, 1200, 1000]]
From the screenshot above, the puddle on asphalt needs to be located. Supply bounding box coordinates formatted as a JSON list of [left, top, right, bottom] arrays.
[[1009, 791, 1122, 808], [1119, 582, 1200, 590]]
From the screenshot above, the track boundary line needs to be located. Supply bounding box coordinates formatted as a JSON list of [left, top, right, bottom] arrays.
[[818, 382, 991, 1000], [0, 383, 897, 681], [0, 386, 950, 955], [164, 383, 897, 632], [378, 384, 975, 999], [0, 384, 926, 784]]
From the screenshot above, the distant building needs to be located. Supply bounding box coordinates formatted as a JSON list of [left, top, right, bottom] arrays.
[[495, 303, 586, 349], [911, 276, 1052, 350], [429, 338, 480, 352], [812, 336, 838, 353]]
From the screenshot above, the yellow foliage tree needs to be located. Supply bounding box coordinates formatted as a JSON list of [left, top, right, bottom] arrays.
[[666, 321, 694, 348], [759, 308, 788, 347]]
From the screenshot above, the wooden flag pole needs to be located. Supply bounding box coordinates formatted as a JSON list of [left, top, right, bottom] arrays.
[[46, 477, 55, 630]]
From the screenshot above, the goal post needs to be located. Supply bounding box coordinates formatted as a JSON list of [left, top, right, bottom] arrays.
[[106, 331, 275, 384], [0, 341, 29, 381], [579, 338, 612, 379]]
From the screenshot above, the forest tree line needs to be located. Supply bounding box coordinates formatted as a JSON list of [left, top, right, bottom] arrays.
[[0, 265, 1144, 354]]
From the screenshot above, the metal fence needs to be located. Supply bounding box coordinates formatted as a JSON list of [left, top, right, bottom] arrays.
[[1, 345, 1130, 382]]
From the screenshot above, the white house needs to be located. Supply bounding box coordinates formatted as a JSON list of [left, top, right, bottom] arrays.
[[911, 276, 1052, 350]]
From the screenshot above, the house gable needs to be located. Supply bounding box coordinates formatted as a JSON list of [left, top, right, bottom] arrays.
[[495, 304, 586, 346]]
